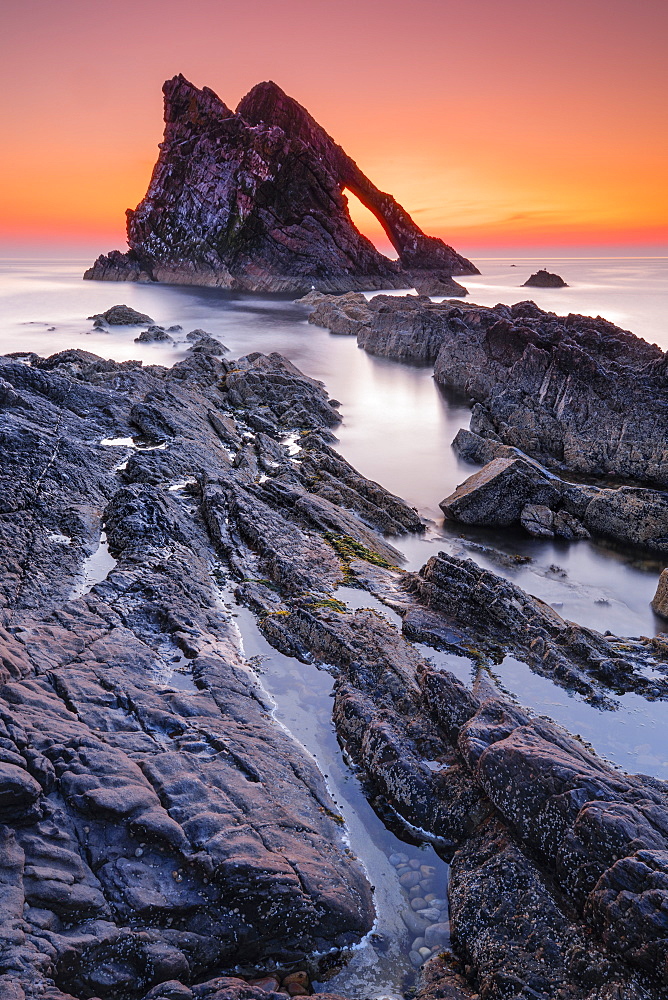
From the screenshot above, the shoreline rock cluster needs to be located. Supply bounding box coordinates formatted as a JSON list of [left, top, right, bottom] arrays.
[[303, 291, 668, 486], [84, 76, 477, 295], [441, 450, 668, 554], [1, 313, 668, 1000]]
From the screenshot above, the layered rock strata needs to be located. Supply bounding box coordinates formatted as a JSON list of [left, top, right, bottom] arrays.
[[85, 76, 477, 294], [243, 555, 668, 999], [303, 292, 668, 485], [2, 335, 668, 1000], [0, 344, 426, 999]]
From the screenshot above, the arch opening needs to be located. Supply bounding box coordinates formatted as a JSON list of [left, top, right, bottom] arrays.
[[343, 187, 398, 260]]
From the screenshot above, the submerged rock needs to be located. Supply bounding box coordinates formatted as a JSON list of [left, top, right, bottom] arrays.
[[522, 268, 568, 288], [85, 75, 477, 294]]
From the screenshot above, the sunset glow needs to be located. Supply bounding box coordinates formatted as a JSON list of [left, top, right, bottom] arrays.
[[1, 0, 666, 251]]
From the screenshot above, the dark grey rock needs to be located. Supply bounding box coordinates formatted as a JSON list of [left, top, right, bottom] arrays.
[[522, 269, 568, 288], [89, 304, 155, 325], [440, 457, 563, 527], [519, 502, 554, 537], [135, 326, 173, 343], [584, 487, 668, 554]]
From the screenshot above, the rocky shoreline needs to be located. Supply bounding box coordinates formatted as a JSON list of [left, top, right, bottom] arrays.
[[304, 291, 668, 486], [0, 313, 667, 1000]]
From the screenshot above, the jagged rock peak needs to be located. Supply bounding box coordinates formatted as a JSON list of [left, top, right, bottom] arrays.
[[85, 74, 478, 294], [163, 72, 234, 123]]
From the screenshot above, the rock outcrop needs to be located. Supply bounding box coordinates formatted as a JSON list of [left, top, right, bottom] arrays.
[[652, 569, 668, 620], [522, 269, 568, 288], [85, 76, 477, 294], [2, 330, 668, 1000], [302, 293, 668, 485], [250, 555, 668, 998], [0, 344, 431, 999], [440, 452, 668, 552]]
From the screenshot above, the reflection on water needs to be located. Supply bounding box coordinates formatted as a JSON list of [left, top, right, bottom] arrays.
[[420, 646, 668, 782]]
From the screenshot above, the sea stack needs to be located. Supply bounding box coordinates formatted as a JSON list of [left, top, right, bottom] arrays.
[[84, 75, 478, 294], [522, 268, 568, 287]]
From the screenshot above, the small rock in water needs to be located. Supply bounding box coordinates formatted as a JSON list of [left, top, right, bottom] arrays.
[[412, 937, 426, 951], [522, 268, 568, 288], [89, 304, 155, 325], [417, 907, 441, 921], [409, 859, 421, 870], [402, 910, 430, 936], [186, 332, 229, 355], [418, 947, 432, 960], [410, 897, 427, 911], [651, 568, 668, 620], [409, 950, 423, 969], [399, 870, 422, 888], [424, 921, 450, 947], [135, 326, 173, 343]]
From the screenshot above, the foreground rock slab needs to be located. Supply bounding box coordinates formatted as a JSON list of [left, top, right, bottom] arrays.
[[0, 345, 430, 998]]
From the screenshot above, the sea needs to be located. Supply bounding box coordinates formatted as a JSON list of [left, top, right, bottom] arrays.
[[1, 250, 667, 995]]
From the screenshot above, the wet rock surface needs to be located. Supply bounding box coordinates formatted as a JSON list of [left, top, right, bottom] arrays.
[[302, 293, 668, 485], [2, 333, 668, 1000], [250, 556, 668, 998], [85, 76, 476, 294], [0, 345, 430, 998]]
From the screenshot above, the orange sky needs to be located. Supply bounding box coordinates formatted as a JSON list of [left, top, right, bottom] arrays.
[[1, 0, 667, 252]]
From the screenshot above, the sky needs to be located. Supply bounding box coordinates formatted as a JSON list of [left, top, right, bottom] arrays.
[[1, 0, 667, 254]]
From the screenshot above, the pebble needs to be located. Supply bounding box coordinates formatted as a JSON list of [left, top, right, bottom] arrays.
[[409, 859, 421, 870], [417, 907, 441, 921], [249, 978, 280, 992], [418, 947, 432, 960], [420, 865, 436, 877], [389, 852, 408, 866], [402, 910, 430, 936], [410, 897, 427, 911], [412, 937, 426, 951], [283, 972, 309, 988], [409, 950, 423, 969], [430, 898, 447, 909], [425, 921, 450, 947], [399, 871, 422, 889]]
